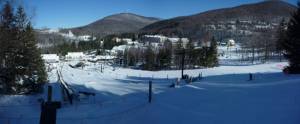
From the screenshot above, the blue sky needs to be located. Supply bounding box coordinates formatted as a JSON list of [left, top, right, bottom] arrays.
[[23, 0, 298, 29]]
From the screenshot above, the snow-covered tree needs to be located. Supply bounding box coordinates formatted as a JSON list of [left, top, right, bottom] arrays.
[[0, 3, 47, 94]]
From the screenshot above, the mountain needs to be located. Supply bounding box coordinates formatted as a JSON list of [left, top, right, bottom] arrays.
[[61, 13, 160, 37], [140, 0, 297, 40]]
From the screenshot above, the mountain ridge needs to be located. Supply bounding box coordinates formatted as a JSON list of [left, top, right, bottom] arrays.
[[60, 13, 160, 37], [140, 0, 297, 39]]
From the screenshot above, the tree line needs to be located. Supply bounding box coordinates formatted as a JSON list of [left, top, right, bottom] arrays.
[[119, 37, 218, 70], [45, 40, 102, 56]]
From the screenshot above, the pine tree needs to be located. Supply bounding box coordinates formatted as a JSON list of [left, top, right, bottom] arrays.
[[23, 23, 47, 92], [144, 45, 155, 70], [0, 2, 18, 93], [207, 37, 218, 67], [282, 2, 300, 73], [0, 3, 47, 94], [14, 6, 30, 92]]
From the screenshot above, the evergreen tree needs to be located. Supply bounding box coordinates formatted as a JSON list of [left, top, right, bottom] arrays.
[[0, 2, 18, 93], [23, 23, 47, 92], [0, 3, 47, 94], [207, 36, 219, 67], [144, 45, 155, 70], [282, 2, 300, 73]]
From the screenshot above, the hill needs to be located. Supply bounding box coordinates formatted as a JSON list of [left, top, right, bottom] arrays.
[[62, 13, 160, 37], [141, 1, 296, 41]]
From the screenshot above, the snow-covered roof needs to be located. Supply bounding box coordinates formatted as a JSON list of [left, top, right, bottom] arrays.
[[42, 54, 59, 60], [42, 54, 59, 62], [96, 55, 115, 60], [66, 52, 85, 57], [143, 35, 189, 43], [112, 45, 128, 52]]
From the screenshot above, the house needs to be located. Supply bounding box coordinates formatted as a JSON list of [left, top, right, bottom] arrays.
[[42, 54, 59, 63], [227, 39, 235, 46], [65, 52, 85, 61], [114, 37, 133, 43]]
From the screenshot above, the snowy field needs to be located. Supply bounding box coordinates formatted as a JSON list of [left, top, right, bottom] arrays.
[[1, 61, 300, 124]]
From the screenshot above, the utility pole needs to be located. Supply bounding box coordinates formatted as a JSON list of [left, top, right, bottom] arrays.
[[181, 49, 185, 79]]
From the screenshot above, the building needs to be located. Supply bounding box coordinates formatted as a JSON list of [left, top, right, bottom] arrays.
[[65, 52, 85, 61], [42, 54, 59, 63], [114, 37, 133, 43], [168, 38, 189, 48], [227, 39, 235, 46], [141, 35, 190, 48]]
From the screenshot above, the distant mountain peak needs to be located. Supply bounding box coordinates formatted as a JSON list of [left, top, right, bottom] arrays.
[[61, 13, 160, 37]]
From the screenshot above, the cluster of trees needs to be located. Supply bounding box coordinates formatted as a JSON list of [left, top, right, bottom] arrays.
[[235, 2, 300, 74], [45, 40, 102, 55], [238, 29, 279, 64], [119, 37, 218, 71], [0, 2, 47, 94]]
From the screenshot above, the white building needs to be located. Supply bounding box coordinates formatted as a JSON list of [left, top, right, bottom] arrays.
[[168, 38, 189, 48], [142, 35, 190, 48], [42, 54, 59, 63], [65, 52, 85, 61], [115, 38, 133, 43]]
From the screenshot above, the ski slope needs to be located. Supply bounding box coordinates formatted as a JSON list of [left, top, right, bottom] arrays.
[[1, 62, 300, 124]]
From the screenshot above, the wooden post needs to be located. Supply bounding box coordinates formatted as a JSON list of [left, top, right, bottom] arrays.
[[47, 86, 52, 102], [148, 81, 152, 103], [201, 72, 203, 79], [40, 86, 61, 124], [100, 64, 103, 73]]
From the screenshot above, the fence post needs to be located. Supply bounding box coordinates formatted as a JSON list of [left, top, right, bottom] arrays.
[[100, 64, 103, 73], [199, 72, 203, 80], [249, 73, 253, 81], [47, 86, 52, 102], [148, 81, 152, 103]]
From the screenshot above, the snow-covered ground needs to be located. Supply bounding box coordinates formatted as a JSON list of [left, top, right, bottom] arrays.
[[1, 61, 300, 124]]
